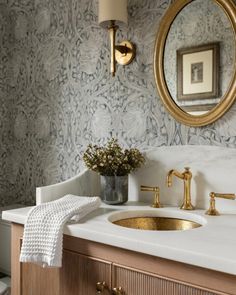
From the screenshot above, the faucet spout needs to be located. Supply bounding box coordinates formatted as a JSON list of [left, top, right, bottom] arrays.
[[167, 169, 184, 187], [166, 167, 195, 210]]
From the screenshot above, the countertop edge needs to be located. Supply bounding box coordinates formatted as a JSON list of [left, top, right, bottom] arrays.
[[2, 205, 236, 276]]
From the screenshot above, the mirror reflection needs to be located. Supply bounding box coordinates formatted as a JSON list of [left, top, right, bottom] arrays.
[[164, 0, 235, 115]]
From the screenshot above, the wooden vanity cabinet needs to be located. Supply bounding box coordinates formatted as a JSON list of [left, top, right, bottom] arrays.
[[11, 223, 236, 295], [11, 224, 60, 295], [60, 250, 111, 295], [112, 264, 221, 295], [11, 224, 111, 295]]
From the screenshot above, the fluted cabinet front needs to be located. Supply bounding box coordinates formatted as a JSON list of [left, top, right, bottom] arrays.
[[11, 224, 235, 295], [21, 263, 60, 295], [60, 250, 111, 295], [112, 264, 220, 295]]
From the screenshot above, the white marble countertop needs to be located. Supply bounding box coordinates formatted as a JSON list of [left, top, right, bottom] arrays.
[[3, 202, 236, 276]]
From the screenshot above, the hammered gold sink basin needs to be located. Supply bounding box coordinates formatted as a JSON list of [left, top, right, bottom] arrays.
[[109, 210, 205, 231], [113, 217, 201, 231]]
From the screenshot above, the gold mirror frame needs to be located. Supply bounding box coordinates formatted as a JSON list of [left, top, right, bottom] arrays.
[[154, 0, 236, 127]]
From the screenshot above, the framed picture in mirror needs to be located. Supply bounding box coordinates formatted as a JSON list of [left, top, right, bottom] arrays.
[[154, 0, 236, 126], [177, 43, 220, 102]]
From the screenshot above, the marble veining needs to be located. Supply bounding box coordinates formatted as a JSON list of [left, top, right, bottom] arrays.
[[34, 145, 236, 212], [130, 145, 236, 211]]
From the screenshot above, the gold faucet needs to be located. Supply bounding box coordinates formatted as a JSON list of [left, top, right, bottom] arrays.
[[140, 185, 161, 208], [205, 192, 236, 216], [167, 167, 194, 210]]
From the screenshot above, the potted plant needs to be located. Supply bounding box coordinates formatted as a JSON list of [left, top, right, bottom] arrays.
[[83, 138, 145, 204]]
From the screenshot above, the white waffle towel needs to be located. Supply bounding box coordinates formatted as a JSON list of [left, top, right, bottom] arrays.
[[20, 195, 101, 267]]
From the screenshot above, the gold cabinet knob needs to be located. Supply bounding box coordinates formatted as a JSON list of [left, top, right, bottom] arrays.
[[140, 185, 162, 208], [112, 287, 125, 295], [96, 281, 108, 294]]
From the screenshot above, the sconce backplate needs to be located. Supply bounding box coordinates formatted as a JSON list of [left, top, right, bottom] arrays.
[[115, 40, 135, 66]]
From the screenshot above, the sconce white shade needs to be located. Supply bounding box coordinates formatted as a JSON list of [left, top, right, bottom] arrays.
[[98, 0, 128, 28]]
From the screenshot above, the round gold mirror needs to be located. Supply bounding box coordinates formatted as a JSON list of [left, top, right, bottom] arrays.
[[154, 0, 236, 126]]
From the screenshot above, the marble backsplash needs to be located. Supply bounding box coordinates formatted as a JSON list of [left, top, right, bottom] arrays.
[[36, 145, 236, 212], [0, 0, 235, 205]]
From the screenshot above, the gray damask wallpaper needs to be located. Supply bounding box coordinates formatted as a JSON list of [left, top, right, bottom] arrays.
[[0, 0, 236, 206]]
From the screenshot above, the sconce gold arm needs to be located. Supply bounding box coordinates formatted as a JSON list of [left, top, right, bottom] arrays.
[[167, 167, 194, 210], [108, 21, 118, 76], [205, 192, 236, 216], [140, 185, 162, 208], [108, 21, 135, 76]]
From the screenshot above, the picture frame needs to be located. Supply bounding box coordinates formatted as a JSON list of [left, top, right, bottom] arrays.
[[177, 43, 220, 102], [181, 103, 218, 113]]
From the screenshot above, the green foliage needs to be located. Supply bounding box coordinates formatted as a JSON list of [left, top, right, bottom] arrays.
[[83, 138, 145, 176]]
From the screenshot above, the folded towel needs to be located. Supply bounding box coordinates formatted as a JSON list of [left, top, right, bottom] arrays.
[[20, 195, 101, 267]]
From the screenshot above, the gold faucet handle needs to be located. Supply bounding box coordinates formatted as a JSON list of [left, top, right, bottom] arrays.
[[210, 192, 235, 200], [140, 185, 162, 208], [205, 192, 236, 216], [141, 185, 159, 192]]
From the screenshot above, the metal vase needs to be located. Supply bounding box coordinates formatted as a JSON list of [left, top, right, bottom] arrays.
[[100, 175, 128, 205]]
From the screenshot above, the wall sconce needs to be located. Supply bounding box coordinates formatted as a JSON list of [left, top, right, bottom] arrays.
[[98, 0, 136, 77]]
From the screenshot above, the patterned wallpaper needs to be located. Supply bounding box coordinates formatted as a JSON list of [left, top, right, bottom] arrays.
[[0, 0, 235, 206]]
